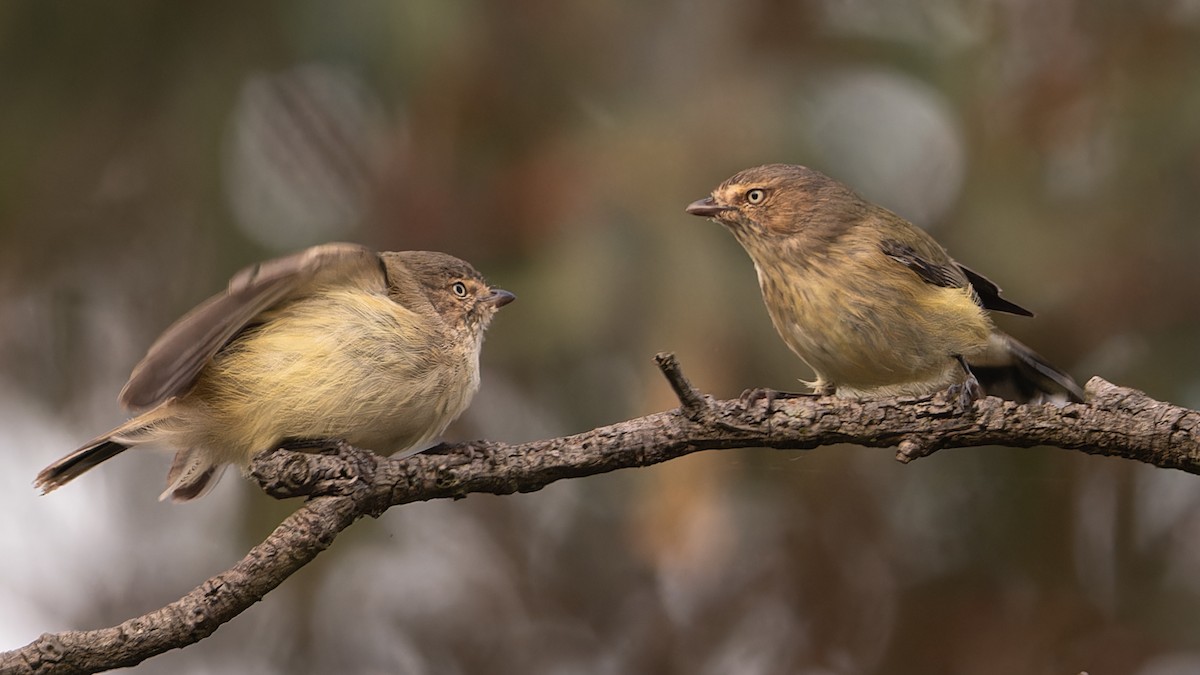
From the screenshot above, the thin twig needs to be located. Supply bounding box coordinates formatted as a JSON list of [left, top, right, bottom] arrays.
[[654, 351, 709, 420]]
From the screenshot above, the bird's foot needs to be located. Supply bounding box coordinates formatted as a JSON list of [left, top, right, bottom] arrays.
[[419, 442, 456, 456], [252, 439, 378, 499], [277, 437, 347, 454], [946, 355, 985, 413], [945, 374, 984, 413], [739, 388, 814, 421]]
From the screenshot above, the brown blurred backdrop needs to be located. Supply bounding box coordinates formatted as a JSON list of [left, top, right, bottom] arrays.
[[2, 2, 1200, 673]]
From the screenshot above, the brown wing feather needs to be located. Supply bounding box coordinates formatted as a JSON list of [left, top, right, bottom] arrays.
[[119, 243, 386, 410], [880, 239, 1034, 317], [880, 240, 968, 289]]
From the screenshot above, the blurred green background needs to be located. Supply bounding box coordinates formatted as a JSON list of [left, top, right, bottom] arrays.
[[3, 2, 1200, 673]]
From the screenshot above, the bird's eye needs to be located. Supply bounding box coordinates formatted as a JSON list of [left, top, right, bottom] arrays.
[[451, 281, 468, 298], [746, 188, 766, 205]]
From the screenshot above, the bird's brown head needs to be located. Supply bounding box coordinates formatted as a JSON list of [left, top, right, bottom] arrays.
[[382, 251, 514, 334], [686, 164, 867, 250]]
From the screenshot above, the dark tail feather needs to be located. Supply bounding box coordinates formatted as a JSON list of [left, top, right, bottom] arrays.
[[35, 439, 130, 494], [971, 333, 1085, 404]]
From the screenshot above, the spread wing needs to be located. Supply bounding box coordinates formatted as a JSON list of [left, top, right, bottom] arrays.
[[119, 242, 386, 410], [880, 239, 1034, 317]]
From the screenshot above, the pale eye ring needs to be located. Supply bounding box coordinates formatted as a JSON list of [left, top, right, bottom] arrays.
[[746, 188, 766, 205], [451, 281, 468, 298]]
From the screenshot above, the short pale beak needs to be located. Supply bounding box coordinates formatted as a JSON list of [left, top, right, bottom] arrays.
[[685, 197, 734, 218], [486, 288, 516, 308]]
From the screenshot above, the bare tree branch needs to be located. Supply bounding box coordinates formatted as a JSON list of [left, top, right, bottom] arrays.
[[5, 353, 1199, 673]]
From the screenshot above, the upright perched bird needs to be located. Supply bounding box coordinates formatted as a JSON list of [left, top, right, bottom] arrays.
[[36, 243, 514, 501], [686, 164, 1083, 405]]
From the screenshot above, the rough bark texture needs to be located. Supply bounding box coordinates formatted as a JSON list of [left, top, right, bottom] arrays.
[[4, 354, 1198, 673]]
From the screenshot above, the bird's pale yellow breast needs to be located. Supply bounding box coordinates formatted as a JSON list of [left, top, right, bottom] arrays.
[[181, 287, 477, 465]]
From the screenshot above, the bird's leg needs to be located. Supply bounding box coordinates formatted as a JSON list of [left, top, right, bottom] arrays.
[[946, 355, 984, 412]]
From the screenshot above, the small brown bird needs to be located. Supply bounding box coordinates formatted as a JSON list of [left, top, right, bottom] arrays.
[[686, 163, 1083, 405], [36, 243, 514, 501]]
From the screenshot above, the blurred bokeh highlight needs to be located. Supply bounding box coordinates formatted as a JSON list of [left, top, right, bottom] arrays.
[[3, 2, 1200, 673]]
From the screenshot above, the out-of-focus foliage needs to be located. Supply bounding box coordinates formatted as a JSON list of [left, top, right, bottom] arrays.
[[2, 1, 1200, 673]]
